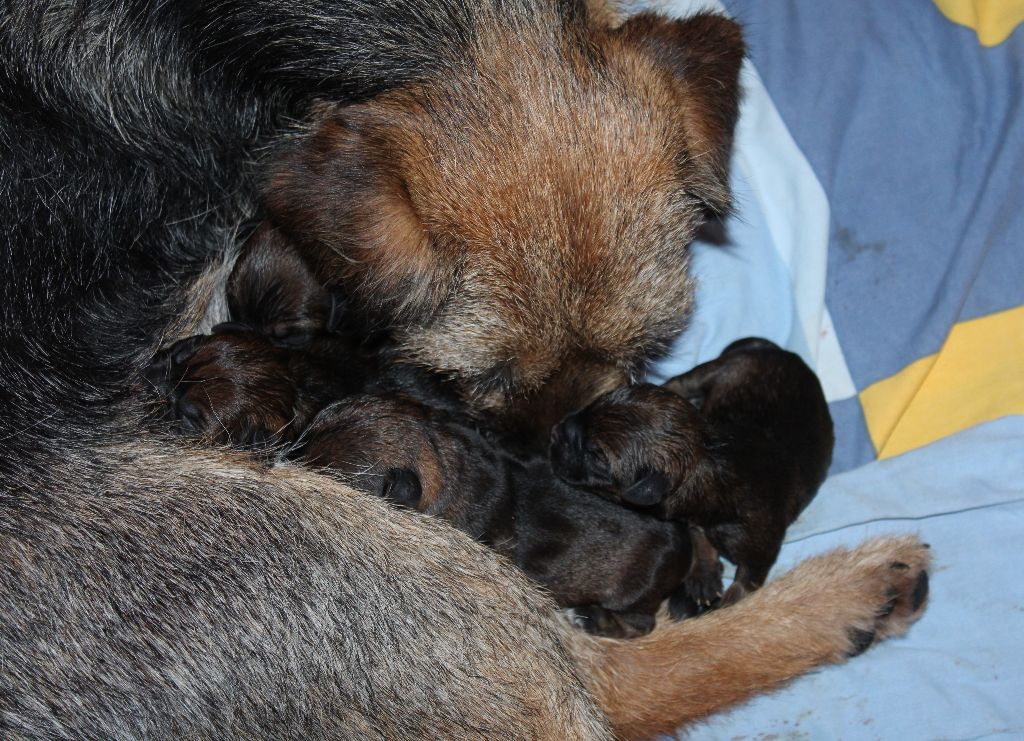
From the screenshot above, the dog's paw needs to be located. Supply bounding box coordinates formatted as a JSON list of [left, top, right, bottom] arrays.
[[840, 536, 931, 649], [766, 535, 931, 661]]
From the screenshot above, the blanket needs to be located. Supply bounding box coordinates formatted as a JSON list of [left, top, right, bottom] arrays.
[[648, 1, 1024, 738]]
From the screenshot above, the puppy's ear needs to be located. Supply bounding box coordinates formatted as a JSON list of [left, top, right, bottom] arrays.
[[615, 12, 745, 216], [227, 223, 328, 346], [265, 107, 443, 326], [622, 469, 673, 507], [381, 467, 423, 509]]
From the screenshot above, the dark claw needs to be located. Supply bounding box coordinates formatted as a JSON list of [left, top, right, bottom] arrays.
[[911, 571, 929, 612], [846, 627, 876, 657]]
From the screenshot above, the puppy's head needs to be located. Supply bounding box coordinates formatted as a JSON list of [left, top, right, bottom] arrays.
[[144, 332, 297, 449], [299, 394, 443, 511], [549, 383, 706, 507], [267, 11, 744, 441], [226, 222, 339, 346]]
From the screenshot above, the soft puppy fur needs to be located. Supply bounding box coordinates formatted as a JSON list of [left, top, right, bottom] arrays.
[[144, 223, 375, 448], [144, 330, 372, 449], [551, 338, 835, 606], [300, 393, 698, 639], [224, 222, 345, 346]]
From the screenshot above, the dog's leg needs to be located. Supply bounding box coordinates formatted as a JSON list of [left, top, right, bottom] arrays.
[[572, 535, 931, 739]]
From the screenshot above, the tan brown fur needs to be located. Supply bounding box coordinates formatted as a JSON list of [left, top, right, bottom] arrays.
[[301, 394, 448, 509], [256, 9, 935, 734], [291, 393, 931, 737], [4, 1, 935, 737], [574, 536, 932, 738]]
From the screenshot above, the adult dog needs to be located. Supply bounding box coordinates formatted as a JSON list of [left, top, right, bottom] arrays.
[[0, 1, 929, 738]]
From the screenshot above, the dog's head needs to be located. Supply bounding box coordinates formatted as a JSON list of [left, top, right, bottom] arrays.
[[267, 11, 744, 441], [145, 332, 297, 449], [299, 394, 442, 511], [549, 383, 707, 508], [225, 223, 340, 347]]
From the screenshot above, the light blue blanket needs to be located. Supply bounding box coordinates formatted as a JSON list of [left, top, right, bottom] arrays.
[[647, 1, 1024, 737]]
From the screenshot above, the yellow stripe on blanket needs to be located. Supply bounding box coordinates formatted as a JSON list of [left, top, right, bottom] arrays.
[[861, 305, 1024, 459], [934, 0, 1024, 46]]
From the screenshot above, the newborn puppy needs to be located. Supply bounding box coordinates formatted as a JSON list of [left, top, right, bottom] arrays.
[[299, 394, 694, 639], [550, 337, 834, 608], [223, 222, 345, 346], [145, 222, 378, 447], [145, 330, 370, 449]]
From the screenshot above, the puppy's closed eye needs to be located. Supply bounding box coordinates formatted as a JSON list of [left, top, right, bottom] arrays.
[[622, 470, 672, 507]]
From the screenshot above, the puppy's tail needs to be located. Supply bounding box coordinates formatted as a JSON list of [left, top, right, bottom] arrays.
[[571, 535, 931, 740]]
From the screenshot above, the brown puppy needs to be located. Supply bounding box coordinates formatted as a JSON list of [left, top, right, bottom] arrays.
[[299, 392, 724, 639], [145, 220, 380, 448], [144, 329, 373, 449], [265, 10, 745, 444], [224, 222, 344, 346], [550, 338, 835, 607]]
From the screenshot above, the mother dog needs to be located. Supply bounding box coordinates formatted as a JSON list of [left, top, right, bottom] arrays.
[[0, 1, 929, 738]]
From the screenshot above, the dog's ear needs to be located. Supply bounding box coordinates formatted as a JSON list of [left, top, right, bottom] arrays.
[[622, 469, 673, 507], [381, 467, 424, 509], [265, 107, 442, 326], [614, 12, 745, 217]]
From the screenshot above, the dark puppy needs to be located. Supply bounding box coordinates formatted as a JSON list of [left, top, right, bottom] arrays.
[[145, 330, 371, 449], [145, 224, 375, 448], [223, 222, 345, 346], [551, 338, 835, 608], [300, 394, 694, 639]]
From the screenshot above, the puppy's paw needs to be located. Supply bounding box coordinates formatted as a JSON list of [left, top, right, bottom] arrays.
[[143, 336, 202, 401], [669, 556, 724, 619], [143, 336, 208, 431], [765, 535, 931, 661]]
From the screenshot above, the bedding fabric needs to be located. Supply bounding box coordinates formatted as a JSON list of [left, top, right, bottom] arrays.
[[647, 1, 1024, 738]]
